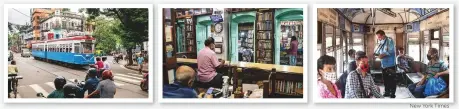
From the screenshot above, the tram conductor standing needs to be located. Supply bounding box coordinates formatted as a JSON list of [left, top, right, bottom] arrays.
[[374, 30, 397, 98]]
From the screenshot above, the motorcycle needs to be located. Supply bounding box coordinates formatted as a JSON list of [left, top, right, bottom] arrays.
[[140, 73, 148, 91], [36, 92, 46, 98], [36, 79, 86, 98]]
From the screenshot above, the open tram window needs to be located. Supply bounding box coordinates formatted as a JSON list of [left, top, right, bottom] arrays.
[[431, 30, 440, 51], [65, 44, 69, 52], [74, 43, 81, 54], [408, 32, 420, 61], [325, 25, 334, 56], [352, 33, 364, 52], [59, 45, 62, 52], [82, 43, 94, 53], [423, 30, 430, 63], [335, 28, 343, 75], [69, 44, 73, 53], [442, 26, 449, 63]]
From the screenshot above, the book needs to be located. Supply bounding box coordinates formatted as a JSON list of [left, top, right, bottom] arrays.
[[274, 80, 303, 95]]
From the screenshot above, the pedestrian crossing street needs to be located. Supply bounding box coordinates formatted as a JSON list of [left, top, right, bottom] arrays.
[[12, 72, 144, 98]]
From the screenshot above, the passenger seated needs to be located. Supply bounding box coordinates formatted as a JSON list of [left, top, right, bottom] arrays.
[[408, 48, 449, 98], [337, 49, 355, 97], [396, 47, 413, 73], [346, 49, 357, 73], [345, 51, 383, 98], [337, 51, 369, 97], [196, 37, 226, 92], [317, 55, 341, 98], [163, 66, 198, 98]]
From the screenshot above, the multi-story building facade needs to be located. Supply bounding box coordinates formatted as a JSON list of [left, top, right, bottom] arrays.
[[39, 9, 87, 40], [31, 8, 57, 40]]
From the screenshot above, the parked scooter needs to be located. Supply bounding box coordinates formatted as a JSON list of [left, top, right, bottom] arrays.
[[140, 73, 148, 91]]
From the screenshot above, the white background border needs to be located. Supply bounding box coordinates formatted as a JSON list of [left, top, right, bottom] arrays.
[[3, 4, 154, 103], [156, 4, 308, 103], [312, 4, 455, 103]]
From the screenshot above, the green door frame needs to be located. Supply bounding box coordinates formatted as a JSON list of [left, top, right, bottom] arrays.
[[229, 11, 256, 63], [274, 8, 303, 65], [196, 15, 213, 52], [176, 19, 185, 52]]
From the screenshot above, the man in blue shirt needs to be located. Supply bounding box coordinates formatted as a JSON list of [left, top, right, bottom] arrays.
[[374, 30, 397, 98], [163, 65, 198, 98], [137, 54, 144, 74], [83, 68, 100, 98]]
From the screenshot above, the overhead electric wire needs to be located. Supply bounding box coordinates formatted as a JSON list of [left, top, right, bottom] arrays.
[[12, 8, 30, 17]]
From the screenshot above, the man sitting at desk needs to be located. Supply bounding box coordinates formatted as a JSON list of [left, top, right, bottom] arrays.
[[163, 66, 198, 98], [197, 37, 226, 90]]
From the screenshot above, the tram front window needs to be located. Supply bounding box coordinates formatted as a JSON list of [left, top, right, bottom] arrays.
[[82, 43, 94, 54]]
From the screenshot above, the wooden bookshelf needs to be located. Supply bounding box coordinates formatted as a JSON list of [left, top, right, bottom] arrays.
[[270, 70, 303, 98], [226, 8, 257, 13], [183, 17, 197, 57], [255, 9, 275, 64], [231, 67, 303, 98], [163, 8, 177, 84], [175, 8, 213, 19]]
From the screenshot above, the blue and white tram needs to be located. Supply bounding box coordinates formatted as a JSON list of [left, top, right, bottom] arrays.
[[31, 36, 96, 66]]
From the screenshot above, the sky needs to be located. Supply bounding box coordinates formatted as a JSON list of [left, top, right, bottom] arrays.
[[8, 8, 81, 25], [8, 8, 30, 25]]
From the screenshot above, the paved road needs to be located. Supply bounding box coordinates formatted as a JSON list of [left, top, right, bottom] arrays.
[[8, 53, 148, 98]]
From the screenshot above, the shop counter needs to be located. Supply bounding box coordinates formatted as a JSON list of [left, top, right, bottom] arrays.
[[176, 58, 303, 74], [177, 58, 197, 64], [177, 58, 303, 98]]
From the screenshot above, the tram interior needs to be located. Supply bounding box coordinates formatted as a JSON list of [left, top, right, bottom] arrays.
[[317, 8, 450, 98]]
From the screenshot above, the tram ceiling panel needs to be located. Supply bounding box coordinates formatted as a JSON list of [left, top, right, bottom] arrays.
[[338, 8, 427, 24]]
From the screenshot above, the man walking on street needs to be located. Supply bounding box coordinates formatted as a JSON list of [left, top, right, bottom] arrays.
[[137, 53, 144, 74], [374, 30, 397, 98]]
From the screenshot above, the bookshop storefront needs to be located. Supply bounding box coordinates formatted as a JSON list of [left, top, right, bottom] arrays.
[[163, 8, 304, 99], [228, 8, 304, 66]]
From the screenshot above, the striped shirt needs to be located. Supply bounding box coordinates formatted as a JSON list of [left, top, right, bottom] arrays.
[[345, 70, 383, 98], [426, 61, 448, 78]]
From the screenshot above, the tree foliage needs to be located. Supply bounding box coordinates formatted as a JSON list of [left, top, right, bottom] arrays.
[[8, 33, 20, 50], [84, 8, 148, 65], [62, 8, 71, 12], [92, 17, 122, 54]]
